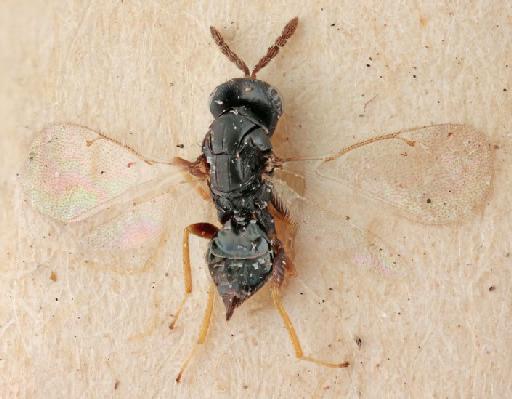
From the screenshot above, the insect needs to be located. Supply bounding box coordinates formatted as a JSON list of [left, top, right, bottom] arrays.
[[17, 17, 493, 383]]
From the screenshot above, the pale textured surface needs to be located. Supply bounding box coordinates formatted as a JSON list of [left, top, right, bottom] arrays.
[[1, 1, 512, 398]]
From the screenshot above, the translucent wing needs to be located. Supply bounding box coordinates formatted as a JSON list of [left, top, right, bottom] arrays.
[[272, 171, 405, 277], [274, 123, 494, 276], [312, 124, 493, 224], [17, 124, 197, 271], [18, 124, 189, 222]]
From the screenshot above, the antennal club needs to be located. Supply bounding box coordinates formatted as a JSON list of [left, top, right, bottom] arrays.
[[251, 17, 299, 78], [210, 26, 251, 77]]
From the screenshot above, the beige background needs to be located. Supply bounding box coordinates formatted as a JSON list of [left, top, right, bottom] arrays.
[[1, 1, 512, 398]]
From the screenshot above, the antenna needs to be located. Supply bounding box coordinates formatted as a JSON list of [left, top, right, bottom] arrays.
[[251, 17, 298, 78], [210, 26, 250, 77], [210, 17, 299, 79]]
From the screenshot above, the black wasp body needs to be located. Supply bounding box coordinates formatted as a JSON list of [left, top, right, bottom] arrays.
[[173, 17, 348, 382], [203, 78, 283, 319]]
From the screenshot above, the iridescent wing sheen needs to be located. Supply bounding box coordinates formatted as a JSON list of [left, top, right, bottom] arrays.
[[17, 124, 196, 271], [274, 123, 493, 276], [18, 124, 189, 222]]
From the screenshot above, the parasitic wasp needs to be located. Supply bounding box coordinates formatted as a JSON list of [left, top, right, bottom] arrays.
[[17, 17, 493, 382]]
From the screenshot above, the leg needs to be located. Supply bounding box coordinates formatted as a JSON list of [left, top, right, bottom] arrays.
[[176, 282, 216, 383], [271, 194, 298, 277], [271, 285, 349, 368], [169, 223, 218, 330], [270, 253, 349, 368]]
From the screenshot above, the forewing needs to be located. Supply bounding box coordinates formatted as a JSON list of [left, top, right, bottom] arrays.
[[18, 124, 186, 223], [16, 124, 196, 271], [314, 124, 493, 224]]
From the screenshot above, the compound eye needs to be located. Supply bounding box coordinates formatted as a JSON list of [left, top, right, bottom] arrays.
[[268, 87, 279, 102], [267, 87, 283, 118]]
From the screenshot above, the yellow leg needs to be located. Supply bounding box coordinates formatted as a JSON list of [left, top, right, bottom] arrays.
[[176, 282, 216, 383], [272, 209, 298, 277], [271, 285, 349, 368], [169, 223, 218, 330]]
